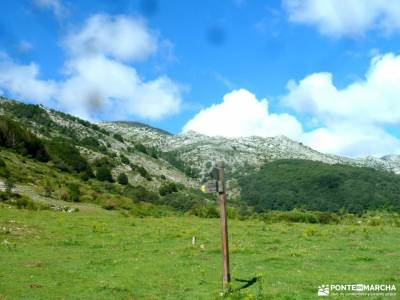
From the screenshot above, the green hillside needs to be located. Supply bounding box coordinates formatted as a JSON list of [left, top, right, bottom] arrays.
[[240, 159, 400, 214], [0, 98, 217, 217], [2, 97, 400, 217]]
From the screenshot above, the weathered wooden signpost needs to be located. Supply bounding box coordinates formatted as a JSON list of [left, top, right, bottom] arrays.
[[201, 161, 231, 292]]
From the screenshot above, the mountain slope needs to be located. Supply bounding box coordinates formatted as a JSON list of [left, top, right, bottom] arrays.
[[1, 96, 400, 215], [0, 97, 198, 190], [100, 122, 400, 180]]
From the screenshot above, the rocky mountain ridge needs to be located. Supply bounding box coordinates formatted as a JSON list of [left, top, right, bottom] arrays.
[[100, 122, 400, 178]]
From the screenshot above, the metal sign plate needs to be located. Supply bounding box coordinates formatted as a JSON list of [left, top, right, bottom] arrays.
[[209, 167, 219, 180], [201, 180, 218, 193]]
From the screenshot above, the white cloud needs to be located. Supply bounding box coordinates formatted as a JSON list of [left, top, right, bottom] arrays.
[[64, 14, 157, 62], [283, 53, 400, 157], [183, 89, 303, 139], [0, 59, 57, 103], [283, 0, 400, 37], [0, 14, 182, 121], [301, 124, 400, 157], [59, 55, 181, 119], [33, 0, 66, 19], [283, 53, 400, 125], [184, 54, 400, 158]]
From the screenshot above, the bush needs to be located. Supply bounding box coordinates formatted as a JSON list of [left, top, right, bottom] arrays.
[[117, 173, 129, 185], [0, 116, 49, 161], [131, 164, 152, 181], [113, 133, 124, 142], [46, 139, 92, 174], [97, 194, 133, 210], [0, 192, 49, 210], [314, 211, 340, 224], [56, 188, 69, 202], [96, 167, 114, 182], [120, 154, 130, 165], [102, 199, 118, 210], [79, 195, 93, 203], [5, 177, 15, 193], [93, 157, 115, 168], [67, 183, 80, 202], [188, 203, 219, 218], [161, 192, 199, 211], [134, 143, 147, 154], [159, 182, 178, 196], [123, 185, 160, 203], [260, 209, 342, 224], [149, 148, 159, 159], [129, 202, 178, 218], [79, 137, 99, 149], [15, 195, 47, 210], [80, 171, 94, 181], [0, 157, 6, 167]]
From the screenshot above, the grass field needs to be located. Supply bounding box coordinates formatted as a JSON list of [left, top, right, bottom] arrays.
[[0, 205, 399, 299]]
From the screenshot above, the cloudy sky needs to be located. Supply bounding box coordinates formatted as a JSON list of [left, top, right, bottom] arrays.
[[1, 0, 400, 158]]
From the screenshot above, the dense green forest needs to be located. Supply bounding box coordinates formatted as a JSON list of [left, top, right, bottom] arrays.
[[239, 159, 400, 214]]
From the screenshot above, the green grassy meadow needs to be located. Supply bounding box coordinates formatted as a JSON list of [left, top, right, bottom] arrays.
[[1, 205, 399, 299]]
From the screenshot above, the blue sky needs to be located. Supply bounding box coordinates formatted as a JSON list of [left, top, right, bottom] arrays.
[[1, 0, 400, 157]]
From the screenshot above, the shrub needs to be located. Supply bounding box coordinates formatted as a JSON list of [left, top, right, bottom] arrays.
[[79, 195, 93, 203], [0, 191, 10, 201], [120, 154, 130, 165], [188, 203, 219, 218], [129, 202, 178, 218], [79, 171, 93, 181], [102, 199, 118, 210], [42, 180, 53, 197], [80, 137, 100, 149], [93, 157, 115, 168], [0, 116, 49, 161], [0, 164, 10, 177], [98, 194, 133, 210], [96, 167, 114, 182], [131, 164, 152, 181], [159, 182, 178, 196], [67, 183, 80, 202], [134, 143, 147, 154], [315, 211, 340, 224], [113, 133, 124, 142], [161, 192, 198, 211], [0, 192, 49, 210], [15, 195, 47, 210], [5, 177, 15, 193], [117, 173, 129, 185], [260, 209, 342, 224], [127, 146, 135, 153], [0, 157, 6, 167], [149, 148, 159, 159], [46, 139, 92, 174], [56, 188, 69, 202], [123, 185, 159, 203]]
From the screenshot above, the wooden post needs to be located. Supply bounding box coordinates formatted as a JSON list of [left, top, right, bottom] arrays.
[[216, 161, 230, 291]]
